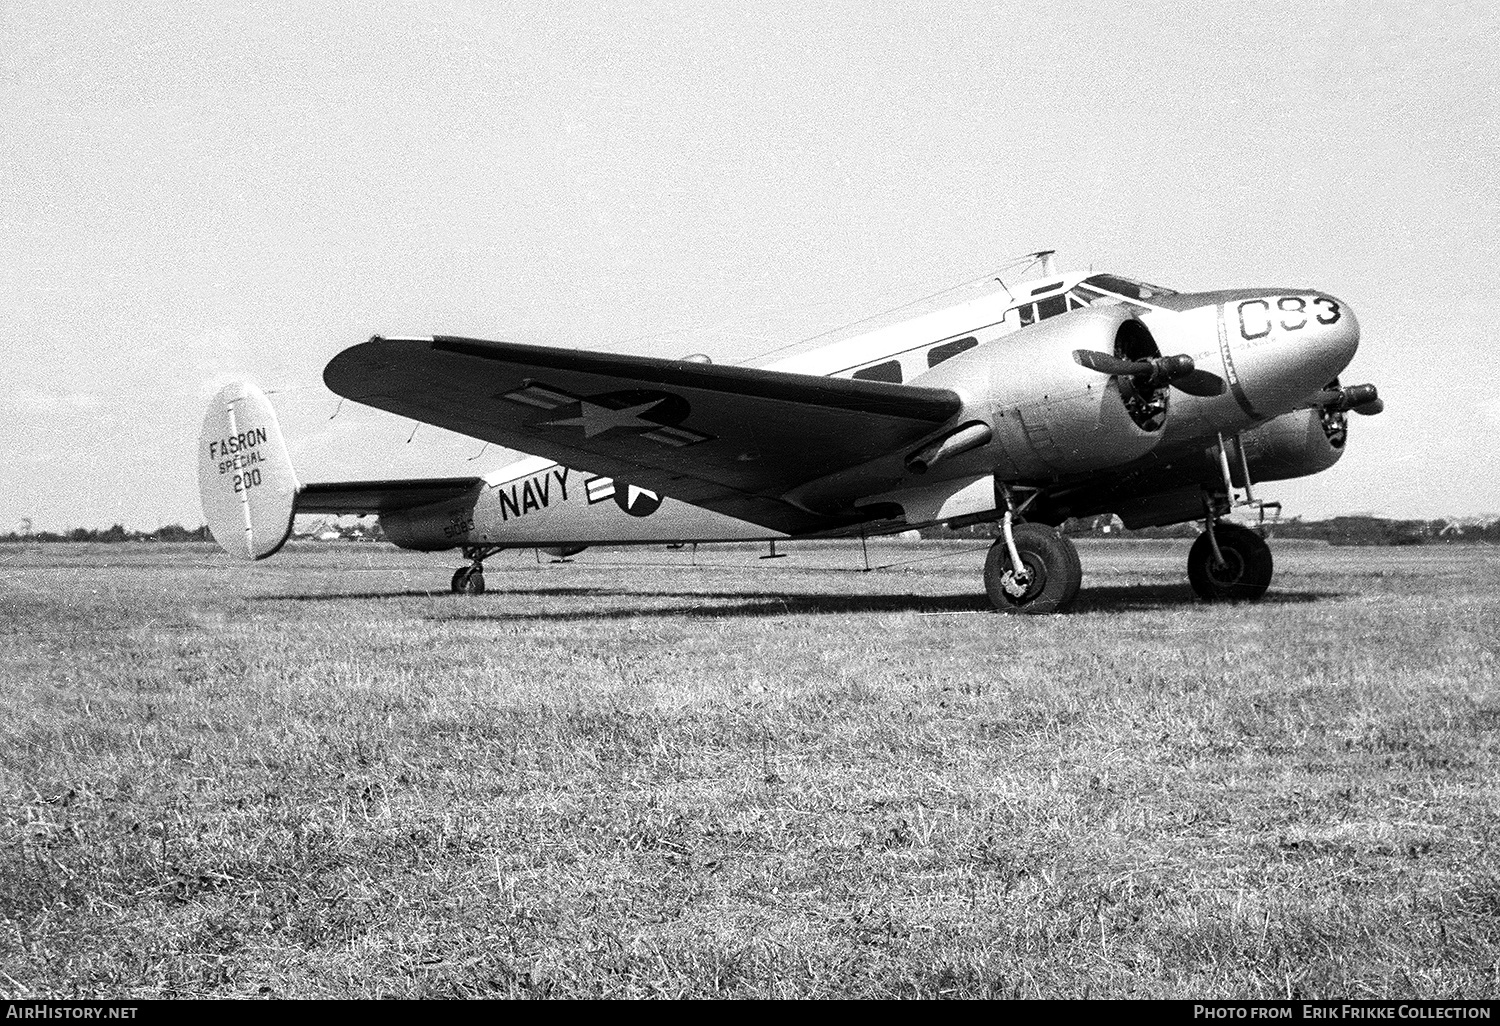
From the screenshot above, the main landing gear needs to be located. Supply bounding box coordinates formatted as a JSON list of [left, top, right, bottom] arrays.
[[983, 506, 1083, 615], [1188, 518, 1273, 602], [450, 545, 503, 595], [1184, 434, 1277, 602]]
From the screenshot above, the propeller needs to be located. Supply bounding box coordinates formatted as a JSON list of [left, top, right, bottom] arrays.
[[1072, 350, 1226, 397], [1312, 382, 1382, 415]]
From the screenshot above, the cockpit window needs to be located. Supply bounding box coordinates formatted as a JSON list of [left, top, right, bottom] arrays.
[[1082, 274, 1177, 301], [1035, 294, 1067, 320], [1064, 283, 1148, 317], [1016, 293, 1074, 327]]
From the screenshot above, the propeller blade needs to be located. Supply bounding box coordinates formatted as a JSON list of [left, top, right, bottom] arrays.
[[1172, 368, 1226, 397]]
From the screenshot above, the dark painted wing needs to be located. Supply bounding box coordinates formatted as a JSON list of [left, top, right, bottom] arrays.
[[296, 477, 481, 516], [323, 335, 963, 533]]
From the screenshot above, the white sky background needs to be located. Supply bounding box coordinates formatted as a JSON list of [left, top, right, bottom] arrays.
[[2, 1, 1496, 531]]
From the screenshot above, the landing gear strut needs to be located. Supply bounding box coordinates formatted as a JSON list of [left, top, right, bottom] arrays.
[[1188, 519, 1273, 602], [1187, 437, 1277, 602], [451, 545, 503, 595]]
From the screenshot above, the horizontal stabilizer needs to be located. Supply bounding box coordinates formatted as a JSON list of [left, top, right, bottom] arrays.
[[296, 478, 481, 515]]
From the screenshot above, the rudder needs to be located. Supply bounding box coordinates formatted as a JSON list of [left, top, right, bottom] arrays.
[[198, 382, 299, 559]]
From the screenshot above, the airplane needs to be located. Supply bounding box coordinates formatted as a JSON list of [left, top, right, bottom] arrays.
[[198, 252, 1380, 614]]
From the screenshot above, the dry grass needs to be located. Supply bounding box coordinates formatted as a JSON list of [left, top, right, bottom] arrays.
[[1, 539, 1497, 998]]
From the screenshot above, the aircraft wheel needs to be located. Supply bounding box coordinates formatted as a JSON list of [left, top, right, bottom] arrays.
[[451, 566, 486, 595], [462, 568, 486, 595], [984, 524, 1082, 614], [1188, 522, 1273, 601]]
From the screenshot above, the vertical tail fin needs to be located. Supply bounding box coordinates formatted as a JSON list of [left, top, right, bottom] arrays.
[[198, 382, 299, 559]]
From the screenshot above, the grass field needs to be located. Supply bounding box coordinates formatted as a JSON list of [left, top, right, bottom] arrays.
[[1, 538, 1497, 998]]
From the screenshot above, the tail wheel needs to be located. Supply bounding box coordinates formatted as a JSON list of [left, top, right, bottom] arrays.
[[451, 566, 487, 595], [1188, 522, 1273, 601], [984, 524, 1083, 614]]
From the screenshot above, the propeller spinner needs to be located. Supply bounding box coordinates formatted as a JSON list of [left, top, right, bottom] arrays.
[[1313, 382, 1383, 416]]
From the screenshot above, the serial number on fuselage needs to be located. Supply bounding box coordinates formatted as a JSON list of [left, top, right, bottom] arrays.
[[1236, 296, 1341, 340]]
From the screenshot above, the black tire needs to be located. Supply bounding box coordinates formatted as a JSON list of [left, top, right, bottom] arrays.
[[461, 568, 486, 595], [452, 566, 486, 595], [1188, 522, 1273, 601], [984, 524, 1083, 614]]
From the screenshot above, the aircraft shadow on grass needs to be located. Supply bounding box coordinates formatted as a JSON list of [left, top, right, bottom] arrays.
[[257, 583, 1343, 616], [255, 584, 1342, 618]]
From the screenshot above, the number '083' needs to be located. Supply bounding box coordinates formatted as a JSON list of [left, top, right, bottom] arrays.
[[1238, 297, 1340, 340]]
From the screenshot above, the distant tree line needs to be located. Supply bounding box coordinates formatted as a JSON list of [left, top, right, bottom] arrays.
[[0, 524, 214, 543], [0, 520, 385, 544]]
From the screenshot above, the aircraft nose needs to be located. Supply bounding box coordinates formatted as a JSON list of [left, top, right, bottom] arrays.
[[1228, 291, 1360, 415], [1308, 292, 1360, 380]]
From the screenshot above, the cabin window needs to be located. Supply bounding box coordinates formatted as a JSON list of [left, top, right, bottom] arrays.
[[852, 360, 903, 384], [927, 336, 978, 368]]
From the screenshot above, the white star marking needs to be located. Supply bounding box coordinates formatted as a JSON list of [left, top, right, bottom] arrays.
[[541, 399, 667, 438]]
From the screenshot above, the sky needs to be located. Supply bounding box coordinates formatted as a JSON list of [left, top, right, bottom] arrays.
[[3, 0, 1497, 532]]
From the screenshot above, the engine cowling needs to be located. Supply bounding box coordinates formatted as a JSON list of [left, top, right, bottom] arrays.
[[912, 307, 1173, 479], [1239, 406, 1346, 482]]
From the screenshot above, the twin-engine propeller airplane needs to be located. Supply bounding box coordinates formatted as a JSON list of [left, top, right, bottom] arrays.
[[199, 253, 1381, 613]]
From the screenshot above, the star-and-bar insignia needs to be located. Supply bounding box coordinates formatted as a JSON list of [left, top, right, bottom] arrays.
[[498, 383, 713, 448], [501, 383, 575, 410], [585, 475, 616, 504], [584, 476, 662, 517]]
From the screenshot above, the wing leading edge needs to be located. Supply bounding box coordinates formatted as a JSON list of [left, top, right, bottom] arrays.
[[323, 335, 964, 533]]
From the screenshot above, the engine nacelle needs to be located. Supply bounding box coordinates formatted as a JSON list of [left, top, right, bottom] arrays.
[[1239, 406, 1346, 483], [912, 307, 1172, 480]]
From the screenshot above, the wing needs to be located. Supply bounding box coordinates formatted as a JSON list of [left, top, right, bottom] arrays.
[[296, 477, 481, 516], [323, 336, 963, 533]]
